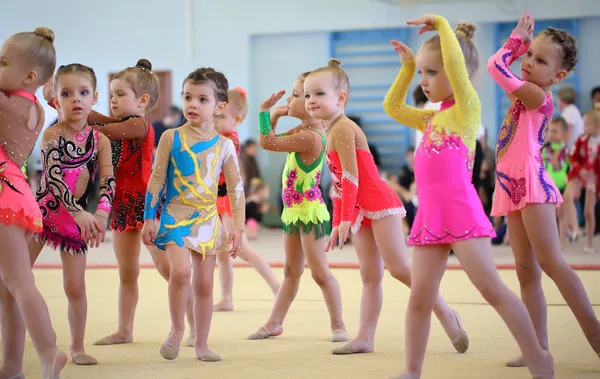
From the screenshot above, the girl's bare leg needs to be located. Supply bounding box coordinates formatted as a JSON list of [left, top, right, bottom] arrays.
[[0, 225, 67, 378], [400, 245, 450, 378], [62, 252, 96, 364], [95, 229, 141, 345], [371, 215, 465, 351], [214, 214, 234, 311], [0, 280, 26, 378], [584, 189, 596, 251], [148, 243, 194, 340], [301, 229, 346, 338], [191, 253, 221, 361], [557, 202, 567, 249], [333, 226, 382, 354], [522, 203, 600, 355], [160, 245, 191, 360], [504, 211, 548, 367], [564, 181, 582, 239], [215, 214, 279, 313], [0, 235, 41, 378], [452, 238, 553, 376], [237, 233, 280, 294], [248, 232, 304, 339]]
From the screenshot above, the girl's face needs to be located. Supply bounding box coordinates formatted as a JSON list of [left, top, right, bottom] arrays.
[[213, 101, 240, 134], [286, 79, 309, 119], [548, 122, 565, 143], [0, 41, 34, 92], [182, 81, 226, 126], [583, 113, 599, 137], [415, 44, 453, 104], [520, 35, 567, 89], [304, 72, 346, 120], [55, 73, 98, 123], [110, 78, 147, 118]]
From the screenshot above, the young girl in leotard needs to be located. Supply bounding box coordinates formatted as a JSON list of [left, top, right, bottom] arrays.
[[213, 87, 280, 312], [247, 72, 347, 342], [0, 27, 68, 379], [86, 59, 164, 346], [384, 13, 553, 378], [488, 10, 600, 368], [28, 63, 116, 367], [142, 68, 244, 362], [304, 60, 467, 357]]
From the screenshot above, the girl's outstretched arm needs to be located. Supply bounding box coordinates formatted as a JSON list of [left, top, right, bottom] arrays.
[[487, 12, 546, 110]]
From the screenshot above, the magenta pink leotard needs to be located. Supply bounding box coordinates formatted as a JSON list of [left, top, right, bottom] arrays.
[[487, 33, 562, 216]]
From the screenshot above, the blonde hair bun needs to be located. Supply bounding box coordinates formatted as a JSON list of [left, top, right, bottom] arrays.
[[33, 27, 55, 44], [328, 58, 342, 68], [456, 23, 476, 40]]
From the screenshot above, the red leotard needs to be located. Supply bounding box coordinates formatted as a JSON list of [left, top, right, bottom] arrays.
[[217, 131, 241, 216]]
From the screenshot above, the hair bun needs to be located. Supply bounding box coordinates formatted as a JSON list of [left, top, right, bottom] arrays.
[[456, 23, 476, 40], [136, 59, 152, 71], [328, 58, 342, 68], [234, 86, 247, 100], [34, 27, 55, 44]]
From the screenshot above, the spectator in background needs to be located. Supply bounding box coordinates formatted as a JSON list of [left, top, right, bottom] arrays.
[[245, 178, 270, 240], [347, 115, 381, 169], [241, 139, 261, 194], [557, 87, 584, 149], [151, 105, 184, 147], [591, 86, 600, 109]]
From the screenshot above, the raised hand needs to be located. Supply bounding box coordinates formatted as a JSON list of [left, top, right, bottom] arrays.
[[260, 90, 286, 112], [390, 40, 415, 63], [514, 11, 535, 43], [406, 14, 437, 35]]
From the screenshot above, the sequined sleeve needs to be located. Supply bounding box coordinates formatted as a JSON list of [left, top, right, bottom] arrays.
[[144, 130, 173, 220], [331, 122, 359, 223], [88, 110, 118, 124], [221, 138, 246, 230], [89, 112, 149, 141], [96, 133, 116, 214], [487, 33, 528, 95], [38, 127, 84, 214], [383, 60, 434, 132], [435, 14, 481, 152], [259, 128, 319, 153]]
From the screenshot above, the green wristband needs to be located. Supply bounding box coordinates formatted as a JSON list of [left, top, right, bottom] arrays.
[[259, 111, 272, 136]]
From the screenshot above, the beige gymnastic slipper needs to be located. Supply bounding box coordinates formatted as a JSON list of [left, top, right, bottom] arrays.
[[159, 341, 180, 360], [93, 335, 133, 345], [505, 355, 526, 367], [331, 343, 373, 355], [196, 349, 222, 362], [71, 352, 97, 366], [331, 329, 349, 342], [247, 325, 283, 340], [184, 334, 195, 347], [449, 310, 469, 353]]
